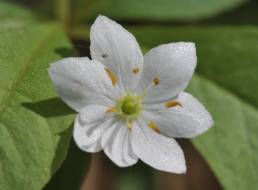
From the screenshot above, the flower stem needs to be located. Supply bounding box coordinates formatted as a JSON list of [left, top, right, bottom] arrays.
[[80, 152, 115, 190], [56, 0, 71, 30]]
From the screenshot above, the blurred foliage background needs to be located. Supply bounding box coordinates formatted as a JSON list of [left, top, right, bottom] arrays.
[[0, 0, 258, 190]]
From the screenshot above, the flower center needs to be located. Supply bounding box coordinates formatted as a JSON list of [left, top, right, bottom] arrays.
[[117, 94, 142, 118], [122, 98, 139, 115]]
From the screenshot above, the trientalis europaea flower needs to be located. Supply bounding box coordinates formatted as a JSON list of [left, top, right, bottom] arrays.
[[49, 15, 213, 173]]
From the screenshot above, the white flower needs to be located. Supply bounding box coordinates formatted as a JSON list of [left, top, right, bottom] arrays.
[[48, 15, 213, 173]]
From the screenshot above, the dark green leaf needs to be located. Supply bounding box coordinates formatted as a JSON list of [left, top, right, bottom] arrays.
[[44, 141, 90, 190], [72, 0, 247, 23], [201, 0, 258, 25], [0, 1, 34, 20]]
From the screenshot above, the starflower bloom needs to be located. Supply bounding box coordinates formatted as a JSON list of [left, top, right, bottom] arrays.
[[49, 15, 213, 173]]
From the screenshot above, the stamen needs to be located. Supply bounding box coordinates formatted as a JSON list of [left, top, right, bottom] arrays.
[[148, 121, 160, 133], [165, 101, 182, 108], [153, 77, 160, 85], [132, 67, 140, 74], [105, 68, 117, 86], [105, 107, 117, 113], [127, 122, 132, 132]]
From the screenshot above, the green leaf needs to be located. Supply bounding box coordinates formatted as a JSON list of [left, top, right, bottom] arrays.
[[0, 1, 33, 19], [202, 0, 258, 25], [0, 21, 75, 189], [44, 141, 90, 190], [189, 75, 258, 190], [0, 0, 36, 27], [72, 0, 246, 23], [128, 26, 258, 190]]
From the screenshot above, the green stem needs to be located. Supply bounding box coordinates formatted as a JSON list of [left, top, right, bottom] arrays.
[[56, 0, 71, 30]]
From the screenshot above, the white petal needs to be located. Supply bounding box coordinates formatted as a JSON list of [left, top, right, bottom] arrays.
[[77, 104, 109, 124], [49, 57, 118, 112], [131, 120, 186, 173], [90, 15, 143, 91], [136, 42, 196, 104], [144, 92, 214, 138], [73, 105, 115, 152], [101, 122, 138, 167]]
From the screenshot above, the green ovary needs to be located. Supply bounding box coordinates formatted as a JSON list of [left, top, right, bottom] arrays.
[[118, 95, 142, 117]]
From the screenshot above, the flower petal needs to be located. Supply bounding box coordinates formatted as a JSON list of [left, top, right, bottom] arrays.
[[49, 57, 118, 112], [143, 92, 214, 138], [131, 119, 186, 173], [73, 105, 115, 153], [90, 15, 143, 91], [136, 42, 196, 104], [101, 122, 138, 167]]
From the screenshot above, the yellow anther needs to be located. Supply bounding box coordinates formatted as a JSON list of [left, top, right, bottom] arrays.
[[105, 68, 117, 86], [165, 101, 182, 108], [105, 107, 117, 113], [148, 121, 160, 133], [132, 67, 140, 74], [153, 77, 160, 85]]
